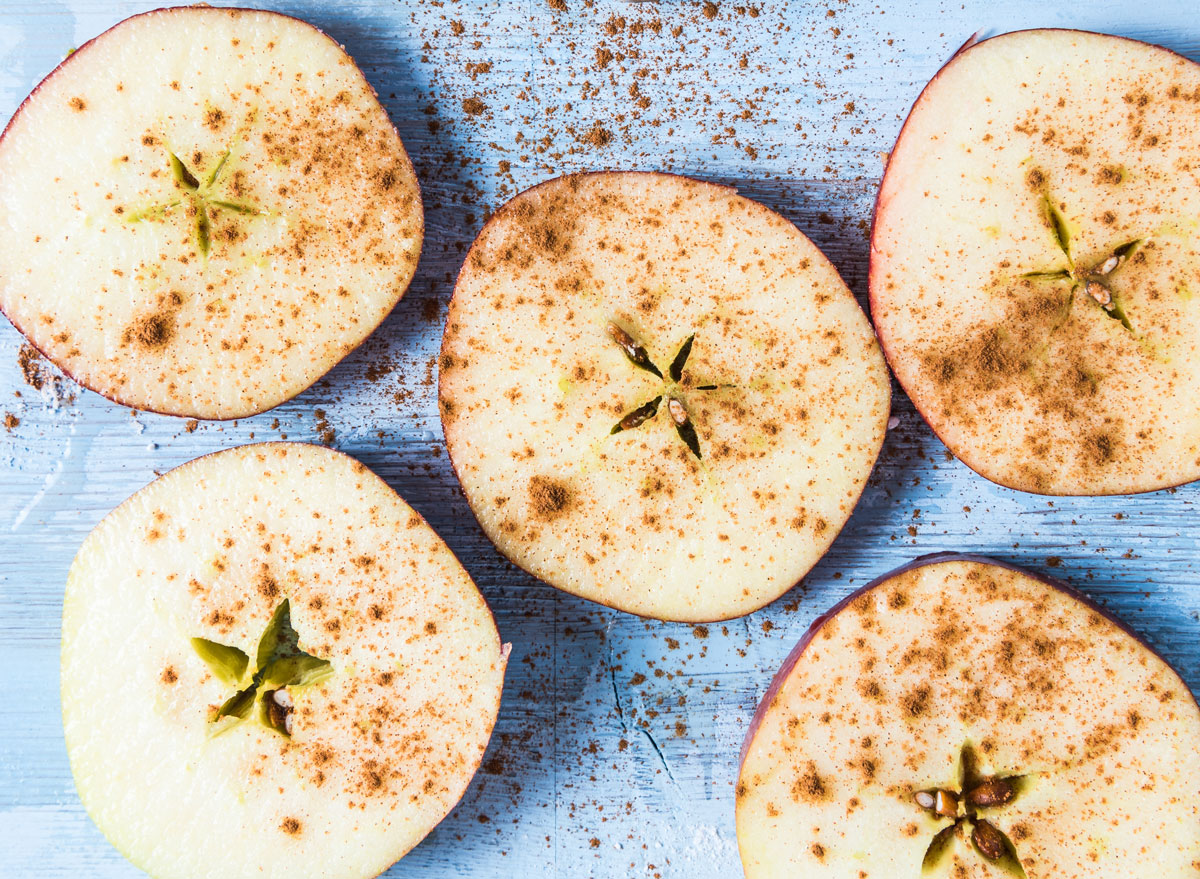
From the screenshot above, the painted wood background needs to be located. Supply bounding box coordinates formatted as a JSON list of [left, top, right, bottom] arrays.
[[1, 1, 1197, 876]]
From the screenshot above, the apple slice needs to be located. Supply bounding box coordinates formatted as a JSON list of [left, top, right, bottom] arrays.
[[870, 29, 1200, 494], [0, 7, 422, 418], [440, 172, 890, 621], [737, 553, 1200, 878], [61, 443, 507, 879]]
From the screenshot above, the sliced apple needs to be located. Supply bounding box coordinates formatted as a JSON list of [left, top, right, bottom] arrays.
[[871, 29, 1200, 494], [0, 6, 422, 418], [737, 553, 1200, 878], [439, 172, 890, 621], [61, 443, 506, 879]]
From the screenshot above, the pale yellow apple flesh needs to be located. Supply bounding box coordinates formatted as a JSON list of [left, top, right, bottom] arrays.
[[61, 443, 506, 879], [440, 172, 890, 622], [0, 7, 422, 418], [871, 29, 1200, 494], [737, 554, 1200, 878]]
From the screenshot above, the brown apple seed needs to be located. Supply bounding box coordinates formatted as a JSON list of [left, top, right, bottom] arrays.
[[934, 789, 958, 818], [611, 396, 662, 434], [607, 322, 662, 377], [668, 398, 703, 459], [971, 819, 1007, 861], [264, 688, 294, 736], [1085, 280, 1113, 308], [966, 778, 1016, 808]]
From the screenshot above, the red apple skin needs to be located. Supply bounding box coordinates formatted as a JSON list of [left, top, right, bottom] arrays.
[[739, 551, 1199, 767], [439, 171, 886, 624], [0, 6, 423, 421], [867, 29, 1200, 496]]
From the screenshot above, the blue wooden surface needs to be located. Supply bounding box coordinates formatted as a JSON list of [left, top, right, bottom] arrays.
[[1, 1, 1198, 877]]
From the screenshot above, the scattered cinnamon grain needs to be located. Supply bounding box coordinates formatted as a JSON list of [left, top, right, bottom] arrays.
[[17, 344, 47, 390], [580, 122, 613, 147]]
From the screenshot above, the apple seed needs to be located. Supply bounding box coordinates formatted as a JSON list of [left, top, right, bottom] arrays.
[[611, 396, 662, 434], [607, 322, 662, 377], [668, 397, 703, 460], [668, 397, 689, 426], [966, 777, 1016, 808], [1096, 255, 1120, 275], [971, 819, 1007, 861], [934, 789, 958, 817], [264, 688, 294, 736], [914, 790, 936, 810], [1085, 280, 1113, 308]]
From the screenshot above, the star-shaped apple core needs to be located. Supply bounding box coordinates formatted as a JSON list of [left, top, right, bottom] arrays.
[[191, 598, 331, 738], [914, 743, 1027, 876], [606, 322, 729, 460], [127, 145, 261, 258], [1023, 189, 1143, 333]]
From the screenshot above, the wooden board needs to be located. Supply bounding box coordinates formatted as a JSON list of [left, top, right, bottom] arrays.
[[0, 1, 1197, 876]]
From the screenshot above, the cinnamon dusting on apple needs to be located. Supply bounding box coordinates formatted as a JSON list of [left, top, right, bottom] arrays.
[[0, 7, 424, 418], [443, 172, 888, 619], [915, 206, 1157, 492], [529, 475, 573, 520], [738, 556, 1200, 877], [791, 761, 829, 803], [123, 310, 175, 350]]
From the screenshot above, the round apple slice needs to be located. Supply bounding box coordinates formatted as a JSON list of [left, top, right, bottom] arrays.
[[871, 30, 1200, 495], [737, 553, 1200, 878], [61, 443, 507, 879], [440, 172, 890, 622], [0, 7, 422, 418]]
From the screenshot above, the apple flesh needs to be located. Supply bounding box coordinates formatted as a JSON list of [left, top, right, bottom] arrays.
[[0, 7, 422, 418], [61, 443, 507, 879], [870, 29, 1200, 495], [440, 171, 890, 622], [736, 553, 1200, 878]]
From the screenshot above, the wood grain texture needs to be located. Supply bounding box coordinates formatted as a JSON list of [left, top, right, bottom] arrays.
[[0, 1, 1197, 877]]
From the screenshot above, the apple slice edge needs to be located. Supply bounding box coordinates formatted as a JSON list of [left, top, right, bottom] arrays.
[[738, 550, 1198, 767]]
